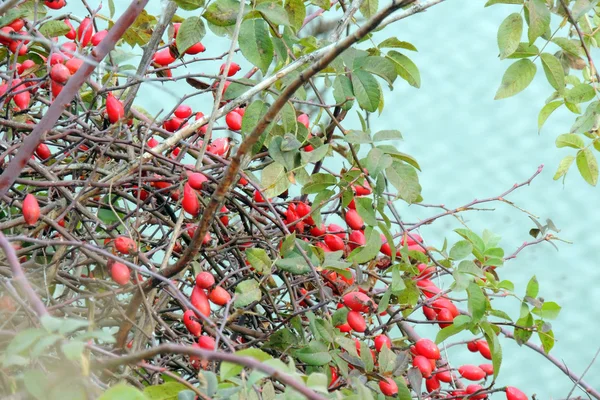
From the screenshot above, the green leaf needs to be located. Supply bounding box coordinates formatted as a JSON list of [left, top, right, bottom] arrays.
[[395, 378, 412, 400], [480, 322, 502, 380], [576, 148, 598, 186], [351, 70, 382, 112], [435, 321, 467, 344], [526, 276, 539, 298], [39, 20, 72, 37], [174, 0, 205, 10], [385, 161, 421, 204], [239, 19, 273, 73], [203, 0, 245, 26], [507, 42, 539, 58], [467, 282, 486, 323], [245, 248, 271, 274], [275, 256, 310, 274], [333, 75, 355, 111], [345, 130, 372, 144], [221, 348, 272, 380], [4, 328, 44, 359], [98, 383, 147, 400], [378, 345, 396, 374], [61, 340, 85, 361], [540, 53, 565, 93], [552, 37, 582, 57], [30, 334, 63, 358], [449, 240, 473, 260], [364, 148, 392, 177], [108, 0, 115, 17], [387, 51, 420, 88], [358, 56, 397, 87], [294, 341, 332, 365], [553, 155, 575, 181], [378, 38, 417, 51], [255, 2, 290, 26], [377, 145, 421, 170], [23, 370, 48, 400], [302, 173, 337, 194], [235, 280, 261, 307], [555, 133, 584, 149], [497, 13, 523, 59], [494, 59, 536, 100], [285, 0, 306, 32], [359, 0, 378, 18], [242, 100, 268, 135], [144, 382, 189, 400], [176, 17, 206, 55], [373, 129, 402, 141], [532, 301, 561, 320], [486, 0, 523, 5], [261, 162, 290, 198], [565, 84, 595, 104], [355, 197, 377, 226], [538, 101, 562, 132], [538, 329, 554, 353], [571, 102, 600, 133], [527, 0, 550, 44], [0, 9, 25, 30], [350, 227, 381, 264]]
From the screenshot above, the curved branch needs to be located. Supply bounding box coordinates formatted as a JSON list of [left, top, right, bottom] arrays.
[[0, 231, 47, 317], [97, 344, 328, 400]]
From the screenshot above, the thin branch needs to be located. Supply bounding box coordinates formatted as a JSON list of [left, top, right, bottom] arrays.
[[0, 0, 151, 200], [558, 0, 600, 83], [0, 0, 23, 17], [96, 344, 328, 400], [0, 231, 47, 317], [501, 327, 600, 400]]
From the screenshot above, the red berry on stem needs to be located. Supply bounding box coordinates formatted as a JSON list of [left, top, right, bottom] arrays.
[[196, 272, 215, 289], [91, 29, 108, 46], [77, 17, 94, 47], [114, 236, 136, 254], [458, 364, 486, 381], [379, 377, 398, 396], [374, 335, 392, 352], [182, 183, 199, 216], [187, 172, 208, 190], [50, 63, 71, 84], [476, 339, 492, 360], [324, 234, 344, 251], [175, 104, 193, 119], [209, 286, 231, 306], [183, 310, 202, 336], [506, 387, 528, 400], [346, 310, 366, 332], [106, 93, 125, 124], [198, 335, 216, 350], [190, 286, 211, 317], [225, 111, 242, 131], [35, 143, 51, 160], [342, 291, 373, 312], [413, 355, 433, 378], [415, 338, 441, 360], [220, 62, 241, 76], [345, 209, 364, 230], [479, 363, 493, 376], [22, 194, 40, 226], [110, 262, 130, 285]]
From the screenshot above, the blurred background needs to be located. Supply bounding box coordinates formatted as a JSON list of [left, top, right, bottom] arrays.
[[70, 0, 600, 397]]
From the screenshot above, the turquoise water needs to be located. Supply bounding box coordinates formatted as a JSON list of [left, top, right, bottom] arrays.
[[69, 0, 600, 396]]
